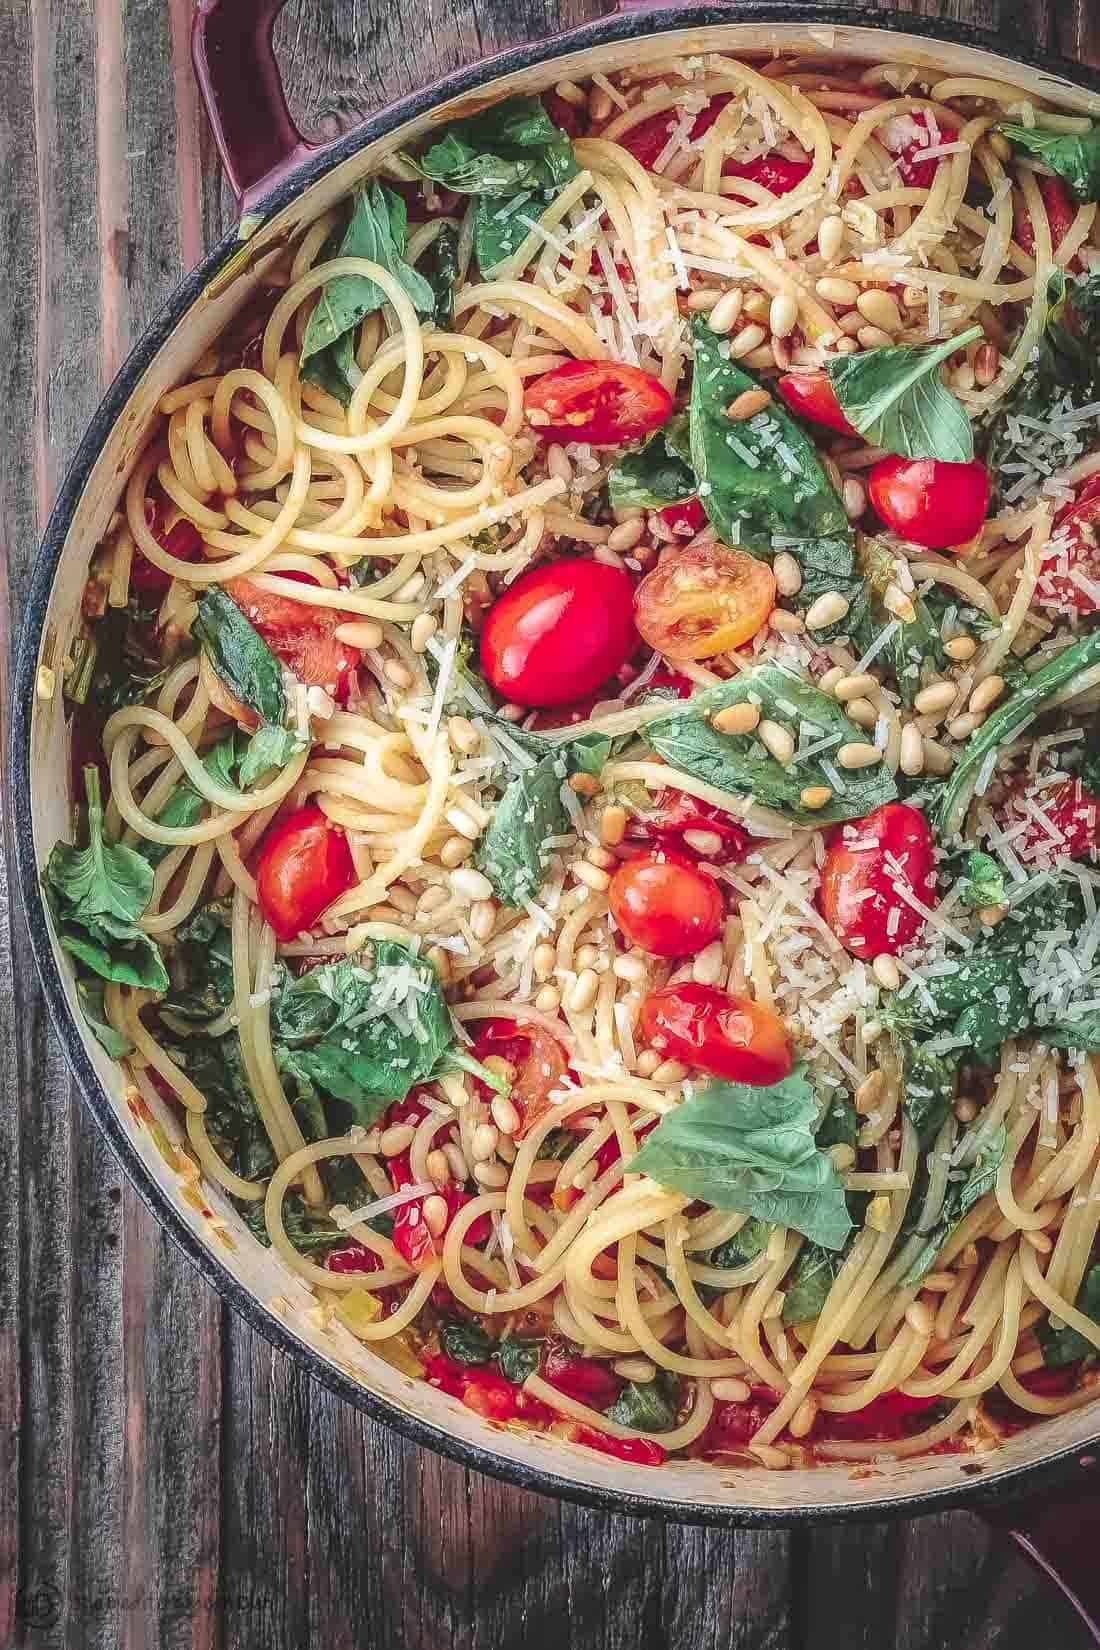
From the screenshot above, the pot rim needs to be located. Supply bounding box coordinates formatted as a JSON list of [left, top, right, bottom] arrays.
[[13, 2, 1100, 1528]]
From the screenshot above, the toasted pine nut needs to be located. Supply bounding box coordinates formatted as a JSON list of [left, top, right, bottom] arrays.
[[856, 324, 894, 350], [899, 723, 925, 776], [693, 941, 725, 985], [883, 583, 916, 622], [842, 477, 867, 519], [600, 804, 627, 846], [469, 900, 496, 943], [835, 672, 878, 702], [424, 945, 452, 980], [380, 1124, 416, 1156], [838, 308, 865, 337], [772, 551, 802, 596], [759, 719, 795, 764], [769, 608, 805, 634], [535, 984, 562, 1012], [574, 861, 610, 893], [729, 323, 767, 360], [708, 288, 745, 333], [856, 1068, 886, 1111], [818, 665, 846, 695], [634, 1049, 661, 1078], [944, 635, 977, 662], [451, 866, 493, 902], [546, 443, 573, 486], [334, 619, 384, 649], [743, 290, 771, 322], [607, 517, 645, 551], [553, 79, 586, 105], [789, 1398, 818, 1439], [471, 1123, 499, 1163], [588, 86, 613, 121], [444, 1143, 468, 1181], [872, 955, 901, 992], [652, 1058, 688, 1083], [425, 1148, 450, 1187], [711, 1376, 751, 1402], [532, 942, 556, 982], [947, 711, 984, 741], [613, 1357, 656, 1381], [440, 835, 474, 867], [856, 289, 902, 332], [804, 591, 850, 630], [422, 1194, 449, 1237], [568, 771, 601, 797], [727, 387, 772, 421], [816, 276, 860, 305], [922, 737, 954, 775], [905, 1301, 935, 1337], [817, 215, 845, 262], [473, 1160, 509, 1188], [448, 715, 481, 754], [417, 885, 449, 915], [687, 287, 723, 312], [491, 1094, 521, 1135], [837, 741, 882, 768], [845, 697, 878, 729], [713, 701, 761, 736], [969, 674, 1005, 715], [613, 953, 648, 983], [410, 613, 438, 653], [800, 785, 833, 810], [772, 334, 794, 370], [769, 294, 799, 338], [567, 968, 600, 1013], [914, 681, 958, 716], [683, 829, 723, 856]]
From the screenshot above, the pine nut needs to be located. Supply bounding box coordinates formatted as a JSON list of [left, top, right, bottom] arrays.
[[613, 953, 649, 983], [443, 1143, 469, 1181], [693, 941, 725, 984], [418, 885, 449, 916], [862, 1019, 883, 1045], [535, 985, 561, 1012], [819, 665, 845, 695], [789, 1398, 818, 1439], [856, 324, 894, 350], [769, 608, 805, 634], [410, 613, 438, 653], [727, 387, 772, 421], [804, 591, 851, 630], [708, 288, 745, 333], [469, 900, 496, 943], [574, 861, 610, 893], [838, 308, 865, 337], [440, 835, 474, 868], [546, 444, 573, 485], [713, 701, 760, 736], [800, 785, 833, 810], [586, 844, 617, 870], [969, 675, 1005, 715], [769, 294, 799, 338], [473, 1160, 509, 1188], [533, 943, 556, 981], [471, 1123, 499, 1162], [448, 715, 481, 755], [687, 287, 723, 312], [729, 323, 767, 360], [954, 1096, 979, 1123], [974, 342, 1000, 386], [553, 79, 586, 105], [567, 969, 600, 1013], [634, 1049, 661, 1078], [944, 635, 977, 662], [835, 672, 878, 702], [948, 711, 984, 741], [901, 284, 929, 309], [711, 1377, 751, 1402], [772, 334, 794, 370], [759, 719, 795, 764], [600, 804, 627, 846], [422, 1194, 449, 1237], [574, 944, 599, 970], [816, 276, 860, 305], [772, 551, 803, 596], [334, 619, 384, 649], [842, 477, 867, 519], [424, 945, 452, 980], [451, 866, 493, 902], [380, 1124, 416, 1156], [856, 289, 902, 332], [482, 1054, 515, 1082], [384, 659, 414, 689], [446, 806, 481, 840], [866, 1194, 892, 1232], [872, 955, 901, 992], [491, 1094, 521, 1135], [883, 583, 916, 622], [899, 723, 925, 776], [845, 698, 878, 729], [652, 1058, 688, 1083], [743, 290, 771, 322], [914, 681, 958, 716], [607, 517, 645, 551], [922, 737, 954, 775], [837, 741, 881, 768], [683, 829, 724, 856], [856, 1068, 886, 1111], [613, 1357, 656, 1382], [588, 87, 613, 122], [817, 215, 845, 262], [830, 1144, 857, 1171], [425, 1148, 450, 1187]]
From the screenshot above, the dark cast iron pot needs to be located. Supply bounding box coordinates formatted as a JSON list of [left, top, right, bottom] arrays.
[[12, 0, 1100, 1634]]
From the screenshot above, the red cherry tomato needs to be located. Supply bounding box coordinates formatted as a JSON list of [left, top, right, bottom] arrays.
[[541, 90, 585, 139], [777, 370, 857, 436], [608, 851, 724, 958], [624, 788, 756, 865], [698, 1395, 781, 1454], [542, 1343, 624, 1409], [634, 542, 776, 660], [326, 1244, 383, 1274], [1039, 490, 1100, 613], [132, 502, 203, 596], [524, 360, 674, 445], [224, 576, 361, 700], [387, 1143, 493, 1271], [479, 559, 638, 708], [639, 983, 792, 1085], [1015, 174, 1079, 258], [573, 1426, 666, 1465], [471, 1018, 570, 1138], [723, 151, 813, 196], [997, 776, 1100, 867], [883, 112, 959, 189], [814, 1389, 942, 1443], [867, 456, 990, 550], [254, 805, 357, 941], [461, 1369, 554, 1424], [819, 802, 937, 960], [657, 496, 708, 538]]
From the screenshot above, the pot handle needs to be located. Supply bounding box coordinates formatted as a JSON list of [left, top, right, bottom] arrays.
[[191, 0, 312, 210], [978, 1481, 1100, 1644]]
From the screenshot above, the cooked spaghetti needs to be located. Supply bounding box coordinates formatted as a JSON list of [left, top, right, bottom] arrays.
[[44, 50, 1100, 1470]]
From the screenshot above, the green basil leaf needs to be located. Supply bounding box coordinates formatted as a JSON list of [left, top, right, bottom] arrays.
[[168, 1031, 274, 1181], [140, 733, 243, 869], [607, 1372, 681, 1432], [496, 1335, 543, 1384], [475, 753, 570, 907], [160, 898, 235, 1026], [997, 123, 1100, 204], [956, 849, 1006, 910], [419, 223, 461, 328], [608, 417, 696, 510], [631, 1067, 854, 1251], [300, 326, 360, 407], [536, 1127, 577, 1162], [418, 97, 575, 196], [238, 723, 309, 788], [782, 1242, 845, 1325], [76, 975, 134, 1058], [708, 1217, 771, 1271], [440, 1319, 495, 1365], [851, 539, 948, 707], [1038, 1262, 1100, 1367], [645, 665, 897, 825], [244, 1192, 346, 1256], [193, 587, 287, 728], [825, 327, 982, 462], [816, 1092, 858, 1150], [300, 182, 434, 369]]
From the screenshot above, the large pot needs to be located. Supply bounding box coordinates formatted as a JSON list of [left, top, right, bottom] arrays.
[[13, 0, 1100, 1632]]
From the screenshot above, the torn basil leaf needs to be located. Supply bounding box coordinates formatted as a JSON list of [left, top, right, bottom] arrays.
[[1038, 1262, 1100, 1367], [475, 753, 570, 906], [608, 416, 696, 510], [997, 123, 1100, 204], [825, 327, 982, 463], [193, 587, 287, 728]]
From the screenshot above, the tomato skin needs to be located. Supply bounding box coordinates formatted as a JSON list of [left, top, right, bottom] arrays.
[[479, 559, 638, 708], [885, 113, 959, 189], [819, 802, 936, 960], [608, 852, 724, 958], [813, 1389, 941, 1443], [524, 360, 674, 445], [470, 1018, 570, 1138], [461, 1369, 553, 1424], [868, 456, 990, 549], [254, 805, 357, 941], [573, 1426, 666, 1465], [1015, 174, 1079, 258], [326, 1244, 383, 1275], [634, 542, 776, 660], [998, 776, 1100, 866], [724, 151, 812, 196], [542, 1343, 624, 1409], [541, 90, 584, 139], [1040, 492, 1100, 613], [639, 983, 793, 1085], [698, 1397, 780, 1454], [657, 496, 707, 538], [132, 503, 203, 595], [224, 576, 361, 700], [625, 788, 756, 865], [777, 371, 857, 436]]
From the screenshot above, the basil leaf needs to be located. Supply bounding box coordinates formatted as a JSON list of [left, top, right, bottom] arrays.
[[301, 326, 360, 407], [169, 1031, 274, 1181], [607, 1372, 680, 1432], [816, 1091, 858, 1150], [244, 1193, 346, 1257], [420, 223, 461, 328], [608, 418, 696, 510], [139, 733, 243, 869], [160, 898, 235, 1026], [708, 1217, 771, 1271], [536, 1128, 577, 1162], [782, 1242, 844, 1325], [300, 182, 434, 371], [496, 1335, 543, 1384], [70, 601, 166, 712], [238, 723, 309, 788], [997, 123, 1100, 204], [898, 1125, 1007, 1286], [193, 587, 287, 728], [851, 539, 947, 708], [1034, 1011, 1100, 1051], [475, 753, 570, 907], [44, 766, 169, 992], [76, 975, 134, 1058], [956, 849, 1006, 910], [1038, 1263, 1100, 1367], [631, 1067, 853, 1251], [645, 666, 897, 826], [440, 1320, 495, 1365], [825, 327, 982, 462]]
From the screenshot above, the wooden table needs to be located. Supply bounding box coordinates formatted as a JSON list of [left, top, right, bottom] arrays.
[[3, 2, 1100, 1645]]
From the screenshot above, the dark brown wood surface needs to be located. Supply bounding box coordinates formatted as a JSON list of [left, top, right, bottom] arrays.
[[2, 2, 1100, 1646]]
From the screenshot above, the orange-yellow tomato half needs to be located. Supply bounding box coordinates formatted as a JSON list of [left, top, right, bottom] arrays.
[[633, 543, 776, 661]]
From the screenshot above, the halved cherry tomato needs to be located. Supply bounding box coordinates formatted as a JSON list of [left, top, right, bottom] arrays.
[[644, 667, 696, 700], [461, 1368, 554, 1424], [224, 576, 361, 700], [254, 804, 357, 941], [723, 150, 813, 196], [657, 496, 707, 538], [624, 788, 756, 865], [867, 456, 990, 550], [697, 1395, 781, 1455], [634, 542, 776, 660], [777, 370, 857, 436], [882, 112, 959, 190], [639, 983, 792, 1085], [819, 802, 936, 960], [1039, 489, 1100, 613], [542, 90, 585, 140], [471, 1018, 570, 1138], [617, 91, 809, 203], [131, 501, 203, 596], [997, 776, 1100, 867], [524, 360, 674, 445], [388, 1147, 493, 1271], [325, 1244, 383, 1275], [572, 1426, 666, 1466], [542, 1343, 624, 1409], [814, 1388, 942, 1443], [479, 558, 638, 708], [608, 851, 724, 957], [1015, 173, 1079, 258]]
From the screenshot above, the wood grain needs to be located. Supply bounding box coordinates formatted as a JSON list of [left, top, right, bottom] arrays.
[[0, 3, 1098, 1648]]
